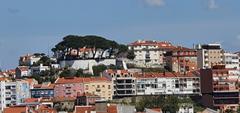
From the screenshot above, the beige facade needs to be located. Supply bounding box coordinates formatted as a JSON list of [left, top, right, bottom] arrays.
[[196, 44, 223, 69], [84, 81, 113, 100]]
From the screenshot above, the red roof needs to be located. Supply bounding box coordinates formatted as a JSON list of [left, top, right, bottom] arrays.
[[3, 106, 28, 113], [107, 105, 117, 113], [37, 105, 57, 113], [33, 83, 55, 89], [75, 106, 95, 113], [129, 40, 175, 49], [24, 98, 39, 103], [0, 77, 9, 81], [55, 77, 110, 84]]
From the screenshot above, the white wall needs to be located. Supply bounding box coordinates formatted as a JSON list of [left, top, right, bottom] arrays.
[[60, 59, 116, 74]]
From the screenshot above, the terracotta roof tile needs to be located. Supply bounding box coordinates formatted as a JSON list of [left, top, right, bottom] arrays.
[[107, 105, 117, 113], [24, 98, 39, 103], [3, 106, 28, 113], [75, 106, 95, 113], [55, 77, 110, 84]]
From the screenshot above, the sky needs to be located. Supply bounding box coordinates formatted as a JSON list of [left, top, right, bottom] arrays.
[[0, 0, 240, 69]]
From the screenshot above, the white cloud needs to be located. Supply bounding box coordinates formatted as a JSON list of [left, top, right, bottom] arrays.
[[144, 0, 165, 7], [208, 0, 218, 9]]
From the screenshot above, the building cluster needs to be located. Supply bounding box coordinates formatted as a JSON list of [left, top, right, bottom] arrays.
[[0, 40, 239, 113]]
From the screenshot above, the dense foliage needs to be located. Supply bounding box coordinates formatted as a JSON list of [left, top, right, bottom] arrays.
[[92, 64, 107, 76], [52, 35, 128, 59], [134, 96, 204, 113]]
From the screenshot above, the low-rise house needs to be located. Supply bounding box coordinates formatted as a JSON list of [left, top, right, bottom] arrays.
[[31, 83, 54, 98], [53, 97, 76, 112], [19, 53, 43, 66], [15, 66, 31, 78], [76, 93, 101, 106], [30, 64, 50, 74]]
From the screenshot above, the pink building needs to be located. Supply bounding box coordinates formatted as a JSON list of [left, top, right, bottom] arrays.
[[54, 77, 85, 98]]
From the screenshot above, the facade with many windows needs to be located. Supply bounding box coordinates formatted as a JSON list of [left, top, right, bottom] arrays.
[[135, 72, 201, 95], [196, 44, 224, 69], [165, 46, 197, 73], [223, 52, 239, 69], [200, 65, 240, 111], [0, 79, 30, 112], [128, 40, 175, 68]]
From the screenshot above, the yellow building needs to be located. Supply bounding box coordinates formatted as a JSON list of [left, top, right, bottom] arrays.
[[83, 77, 113, 100]]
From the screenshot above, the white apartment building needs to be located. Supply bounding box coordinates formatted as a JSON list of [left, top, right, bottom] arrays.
[[128, 40, 174, 68], [104, 69, 201, 97], [135, 72, 201, 95], [223, 52, 239, 69], [196, 44, 224, 69], [0, 79, 30, 112]]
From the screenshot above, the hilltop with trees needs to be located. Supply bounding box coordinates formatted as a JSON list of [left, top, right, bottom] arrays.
[[52, 35, 129, 60]]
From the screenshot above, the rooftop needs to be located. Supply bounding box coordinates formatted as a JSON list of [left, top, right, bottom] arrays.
[[3, 106, 28, 113], [55, 76, 110, 84]]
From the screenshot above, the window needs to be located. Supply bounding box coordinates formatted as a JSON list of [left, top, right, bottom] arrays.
[[108, 85, 111, 89]]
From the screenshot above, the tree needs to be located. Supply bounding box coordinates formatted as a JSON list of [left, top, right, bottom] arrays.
[[127, 50, 135, 60], [75, 68, 84, 77], [59, 69, 75, 77], [92, 65, 107, 76], [162, 96, 180, 113], [52, 35, 127, 59]]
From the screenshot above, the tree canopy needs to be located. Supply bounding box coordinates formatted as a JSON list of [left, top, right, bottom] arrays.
[[52, 35, 128, 59]]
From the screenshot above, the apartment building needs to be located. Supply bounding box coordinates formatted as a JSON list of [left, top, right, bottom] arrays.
[[200, 65, 240, 111], [54, 77, 85, 98], [0, 79, 30, 112], [128, 40, 175, 68], [223, 52, 239, 69], [54, 77, 113, 100], [83, 77, 113, 100], [165, 46, 197, 72], [196, 44, 224, 69], [135, 72, 201, 95], [103, 70, 137, 97]]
